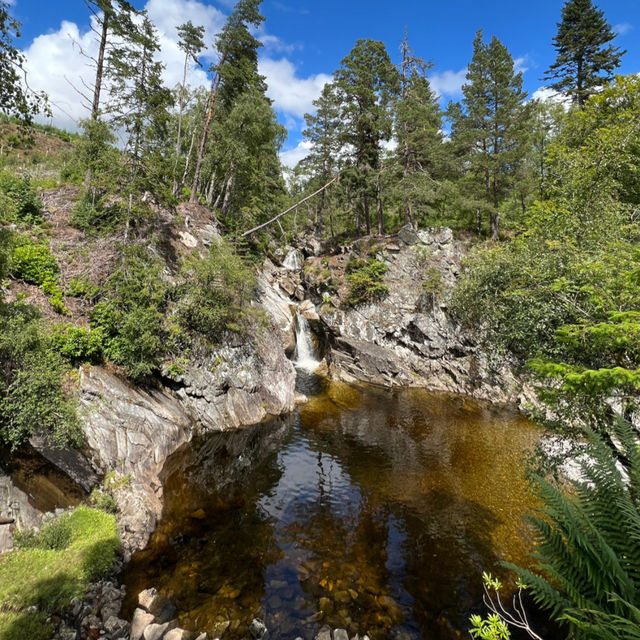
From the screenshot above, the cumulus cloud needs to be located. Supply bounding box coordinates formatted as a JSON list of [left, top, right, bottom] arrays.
[[428, 68, 467, 98], [531, 86, 571, 109], [22, 0, 329, 141], [279, 139, 312, 168], [259, 57, 331, 120], [22, 0, 228, 132]]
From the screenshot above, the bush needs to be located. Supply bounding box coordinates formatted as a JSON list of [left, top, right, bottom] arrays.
[[0, 170, 43, 224], [0, 301, 81, 448], [178, 241, 256, 339], [65, 275, 100, 301], [344, 257, 389, 306], [14, 515, 73, 551], [51, 324, 104, 363], [90, 245, 169, 379], [11, 239, 59, 286]]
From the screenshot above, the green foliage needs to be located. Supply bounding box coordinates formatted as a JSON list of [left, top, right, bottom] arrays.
[[10, 237, 58, 285], [51, 324, 104, 364], [446, 30, 529, 239], [0, 2, 48, 122], [345, 257, 388, 306], [88, 488, 118, 514], [0, 299, 80, 448], [0, 170, 43, 223], [178, 241, 256, 339], [469, 614, 511, 640], [90, 245, 168, 380], [0, 507, 119, 639], [544, 0, 625, 106], [510, 419, 640, 639], [65, 275, 100, 301], [14, 515, 73, 551], [70, 190, 125, 234]]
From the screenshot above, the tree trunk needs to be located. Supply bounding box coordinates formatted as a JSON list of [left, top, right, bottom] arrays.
[[85, 12, 109, 188], [180, 129, 196, 190], [376, 176, 384, 235], [205, 171, 216, 206], [190, 68, 223, 203], [490, 210, 499, 240], [173, 51, 189, 195], [221, 162, 235, 218], [364, 195, 371, 235]]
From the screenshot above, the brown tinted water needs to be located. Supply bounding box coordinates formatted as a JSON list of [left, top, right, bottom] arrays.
[[122, 375, 544, 640]]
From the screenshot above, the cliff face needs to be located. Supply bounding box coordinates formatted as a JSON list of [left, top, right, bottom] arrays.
[[77, 327, 296, 557], [265, 226, 535, 409]]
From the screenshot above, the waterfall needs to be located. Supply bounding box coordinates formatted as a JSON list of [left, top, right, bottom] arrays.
[[294, 313, 321, 373], [283, 249, 303, 271]]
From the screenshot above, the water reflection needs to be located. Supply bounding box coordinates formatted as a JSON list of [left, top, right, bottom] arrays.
[[123, 377, 543, 640]]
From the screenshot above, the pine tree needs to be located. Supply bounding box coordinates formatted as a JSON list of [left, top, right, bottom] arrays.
[[0, 1, 48, 121], [545, 0, 625, 107], [107, 14, 173, 207], [79, 0, 140, 188], [394, 32, 444, 227], [190, 0, 265, 203], [448, 30, 528, 239], [174, 21, 206, 194], [334, 39, 400, 235], [300, 82, 342, 236]]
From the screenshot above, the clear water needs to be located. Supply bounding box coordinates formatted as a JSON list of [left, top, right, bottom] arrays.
[[122, 375, 547, 640]]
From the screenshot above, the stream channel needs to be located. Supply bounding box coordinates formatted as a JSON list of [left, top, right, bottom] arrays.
[[122, 371, 546, 640]]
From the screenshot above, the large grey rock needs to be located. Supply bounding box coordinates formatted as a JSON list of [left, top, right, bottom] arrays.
[[334, 630, 349, 640], [78, 322, 296, 557], [130, 608, 155, 640], [164, 628, 196, 640], [316, 228, 535, 407], [144, 621, 177, 640]]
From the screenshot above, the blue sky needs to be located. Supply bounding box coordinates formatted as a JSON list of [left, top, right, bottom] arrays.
[[13, 0, 640, 166]]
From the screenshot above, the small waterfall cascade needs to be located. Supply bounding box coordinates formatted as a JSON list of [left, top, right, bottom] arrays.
[[293, 312, 321, 373], [283, 249, 303, 271]]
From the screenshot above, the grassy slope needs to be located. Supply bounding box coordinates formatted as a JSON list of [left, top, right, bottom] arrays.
[[0, 507, 120, 640]]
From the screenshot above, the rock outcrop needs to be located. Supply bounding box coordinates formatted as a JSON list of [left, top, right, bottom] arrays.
[[267, 226, 534, 408], [77, 327, 296, 557]]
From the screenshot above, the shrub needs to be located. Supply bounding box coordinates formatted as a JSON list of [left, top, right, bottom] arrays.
[[0, 170, 43, 224], [344, 257, 388, 306], [51, 324, 104, 363], [90, 245, 169, 379], [65, 275, 100, 301], [11, 239, 59, 286], [14, 515, 73, 551], [0, 301, 81, 448], [178, 240, 255, 339]]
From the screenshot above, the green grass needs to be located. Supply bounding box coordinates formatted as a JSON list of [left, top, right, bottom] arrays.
[[0, 506, 120, 640]]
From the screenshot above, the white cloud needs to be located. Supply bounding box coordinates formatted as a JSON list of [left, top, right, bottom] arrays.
[[614, 22, 633, 36], [259, 57, 331, 119], [22, 0, 226, 132], [531, 86, 571, 109], [514, 56, 529, 74], [428, 68, 467, 98], [279, 139, 312, 168]]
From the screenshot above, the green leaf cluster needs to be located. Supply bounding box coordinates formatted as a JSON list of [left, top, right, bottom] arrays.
[[0, 170, 43, 223], [510, 419, 640, 639], [345, 257, 389, 306]]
